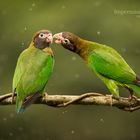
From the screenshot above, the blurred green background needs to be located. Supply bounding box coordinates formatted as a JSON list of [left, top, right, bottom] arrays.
[[0, 0, 140, 140]]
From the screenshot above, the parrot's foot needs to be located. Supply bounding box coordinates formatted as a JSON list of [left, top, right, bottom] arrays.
[[129, 94, 138, 101], [106, 95, 113, 106], [43, 92, 48, 97], [11, 91, 16, 104], [126, 87, 137, 101], [57, 93, 102, 107], [106, 95, 120, 106]]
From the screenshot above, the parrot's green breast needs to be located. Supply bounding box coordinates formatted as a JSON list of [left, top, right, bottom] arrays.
[[13, 46, 54, 100]]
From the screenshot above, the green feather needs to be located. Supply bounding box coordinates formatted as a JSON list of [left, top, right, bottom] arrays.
[[88, 44, 136, 84], [13, 45, 54, 112], [85, 42, 139, 97], [127, 84, 140, 98], [54, 31, 140, 98], [56, 31, 140, 98]]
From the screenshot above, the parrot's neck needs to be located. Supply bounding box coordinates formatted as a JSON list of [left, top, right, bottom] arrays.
[[76, 38, 96, 61], [29, 42, 53, 56]]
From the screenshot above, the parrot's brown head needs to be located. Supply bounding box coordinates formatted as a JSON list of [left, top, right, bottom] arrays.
[[53, 32, 80, 53], [33, 30, 53, 49]]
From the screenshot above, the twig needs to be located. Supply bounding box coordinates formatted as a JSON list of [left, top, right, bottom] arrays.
[[0, 92, 140, 112]]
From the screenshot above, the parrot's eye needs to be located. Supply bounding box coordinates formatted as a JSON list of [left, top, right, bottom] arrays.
[[39, 33, 47, 39], [63, 39, 70, 45]]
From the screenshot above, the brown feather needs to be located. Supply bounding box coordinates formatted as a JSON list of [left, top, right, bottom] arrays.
[[62, 32, 90, 61]]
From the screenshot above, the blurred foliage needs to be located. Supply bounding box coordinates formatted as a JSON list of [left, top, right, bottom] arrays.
[[0, 0, 140, 140]]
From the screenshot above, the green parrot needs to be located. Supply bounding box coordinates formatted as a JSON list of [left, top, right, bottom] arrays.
[[13, 30, 54, 113], [53, 32, 140, 98]]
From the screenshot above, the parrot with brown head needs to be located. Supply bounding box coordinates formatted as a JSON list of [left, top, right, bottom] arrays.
[[53, 32, 140, 98], [13, 30, 54, 113]]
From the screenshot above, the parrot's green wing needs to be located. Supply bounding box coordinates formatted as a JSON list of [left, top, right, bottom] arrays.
[[88, 45, 136, 84], [13, 47, 54, 112], [13, 48, 31, 90]]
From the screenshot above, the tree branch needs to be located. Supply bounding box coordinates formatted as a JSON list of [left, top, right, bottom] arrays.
[[0, 92, 140, 112]]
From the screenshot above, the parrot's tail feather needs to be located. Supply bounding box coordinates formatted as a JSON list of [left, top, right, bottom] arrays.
[[16, 93, 41, 113], [23, 92, 41, 108], [16, 106, 26, 113], [128, 84, 140, 98], [16, 100, 25, 113]]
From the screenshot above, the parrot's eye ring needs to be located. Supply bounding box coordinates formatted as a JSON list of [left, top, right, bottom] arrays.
[[39, 33, 47, 39], [63, 39, 70, 44]]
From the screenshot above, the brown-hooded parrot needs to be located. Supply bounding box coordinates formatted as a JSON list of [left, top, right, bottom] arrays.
[[53, 32, 140, 98], [13, 30, 54, 113]]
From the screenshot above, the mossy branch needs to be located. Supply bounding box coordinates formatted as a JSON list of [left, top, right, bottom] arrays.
[[0, 92, 140, 112]]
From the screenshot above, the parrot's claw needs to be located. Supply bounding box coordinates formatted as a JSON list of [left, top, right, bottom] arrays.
[[106, 95, 113, 106], [129, 95, 138, 101], [11, 92, 16, 104], [126, 87, 137, 101]]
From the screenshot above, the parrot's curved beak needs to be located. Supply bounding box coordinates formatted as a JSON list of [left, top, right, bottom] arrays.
[[46, 33, 53, 44], [53, 33, 64, 44]]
